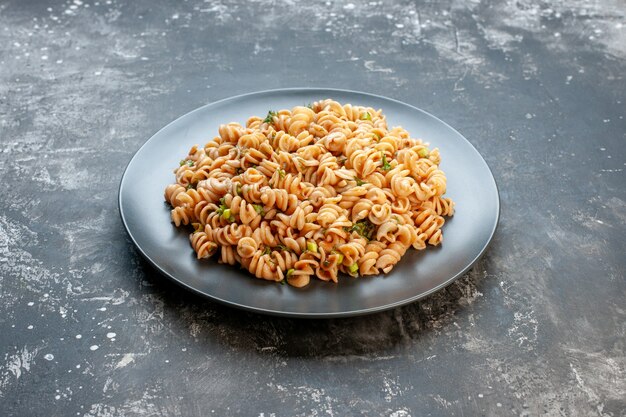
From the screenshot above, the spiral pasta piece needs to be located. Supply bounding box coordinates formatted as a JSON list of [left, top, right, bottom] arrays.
[[190, 231, 218, 259]]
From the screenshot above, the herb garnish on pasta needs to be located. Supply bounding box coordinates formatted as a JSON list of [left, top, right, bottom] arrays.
[[164, 99, 454, 287]]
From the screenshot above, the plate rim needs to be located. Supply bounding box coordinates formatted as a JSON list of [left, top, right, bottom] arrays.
[[118, 87, 501, 318]]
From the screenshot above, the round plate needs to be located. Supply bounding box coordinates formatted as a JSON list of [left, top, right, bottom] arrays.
[[119, 88, 499, 318]]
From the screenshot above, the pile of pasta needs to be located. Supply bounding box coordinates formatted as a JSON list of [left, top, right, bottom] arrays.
[[164, 99, 454, 287]]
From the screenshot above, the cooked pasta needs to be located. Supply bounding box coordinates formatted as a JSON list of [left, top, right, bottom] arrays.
[[165, 99, 454, 287]]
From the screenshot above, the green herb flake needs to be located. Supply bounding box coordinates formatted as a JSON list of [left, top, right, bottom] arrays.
[[179, 159, 193, 166], [216, 200, 234, 222], [263, 110, 277, 124], [186, 183, 196, 190], [381, 152, 392, 171], [354, 177, 366, 186], [179, 159, 193, 167], [306, 241, 318, 253], [275, 244, 292, 253], [286, 268, 295, 279], [360, 111, 372, 121], [262, 246, 271, 256], [305, 103, 314, 110], [332, 251, 344, 264], [348, 263, 359, 274], [277, 168, 286, 179], [221, 208, 233, 221], [253, 204, 265, 216], [236, 184, 242, 195], [349, 219, 375, 240]]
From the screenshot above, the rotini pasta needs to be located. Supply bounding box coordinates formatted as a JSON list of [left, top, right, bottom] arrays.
[[165, 99, 454, 287]]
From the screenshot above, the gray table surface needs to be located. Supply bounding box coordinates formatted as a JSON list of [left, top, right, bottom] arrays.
[[1, 0, 625, 416]]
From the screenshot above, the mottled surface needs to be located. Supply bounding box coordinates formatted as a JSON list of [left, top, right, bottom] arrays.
[[0, 0, 625, 415]]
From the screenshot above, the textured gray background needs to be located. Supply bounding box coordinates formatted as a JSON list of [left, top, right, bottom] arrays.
[[1, 0, 625, 416]]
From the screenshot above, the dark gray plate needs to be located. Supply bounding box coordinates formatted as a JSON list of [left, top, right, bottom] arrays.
[[119, 88, 499, 318]]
